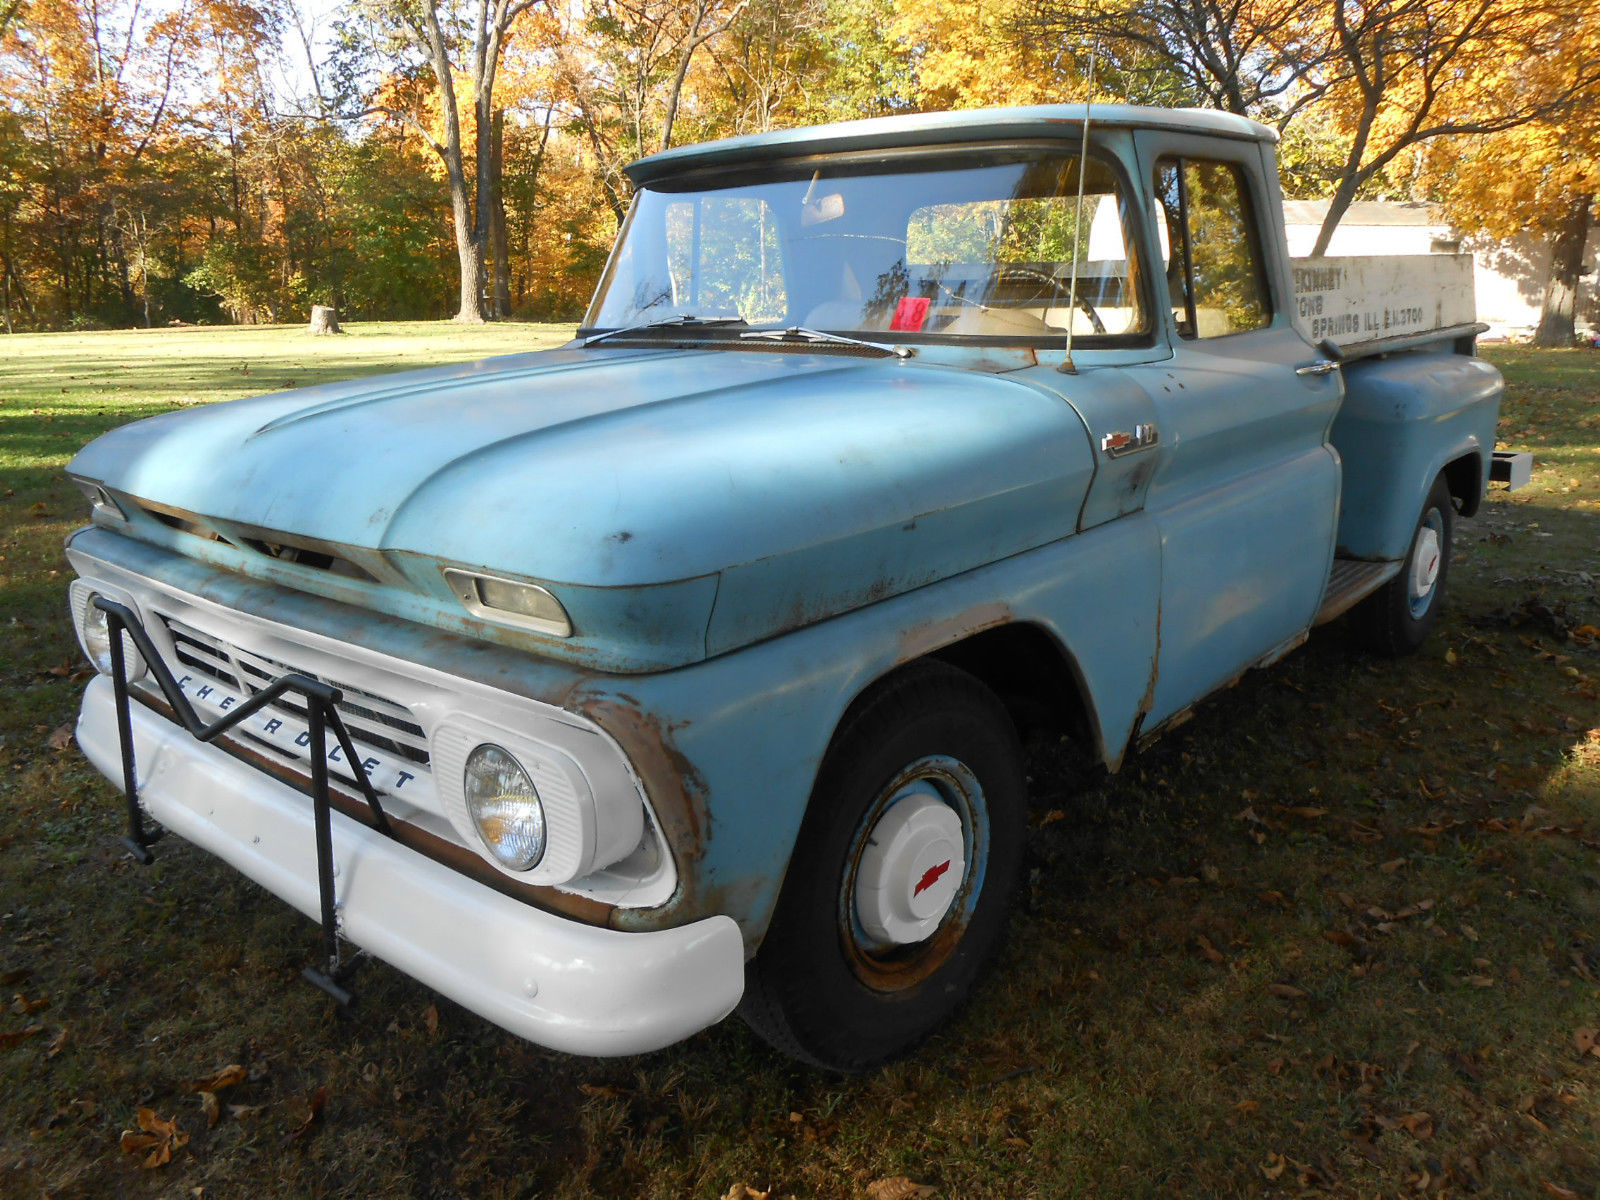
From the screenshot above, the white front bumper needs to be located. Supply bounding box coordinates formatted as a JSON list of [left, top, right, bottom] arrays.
[[76, 675, 745, 1057]]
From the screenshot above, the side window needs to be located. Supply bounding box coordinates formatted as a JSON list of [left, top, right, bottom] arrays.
[[664, 196, 788, 323], [1153, 158, 1270, 338]]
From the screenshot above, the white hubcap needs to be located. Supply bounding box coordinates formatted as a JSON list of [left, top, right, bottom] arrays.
[[1410, 524, 1441, 600], [854, 787, 966, 948]]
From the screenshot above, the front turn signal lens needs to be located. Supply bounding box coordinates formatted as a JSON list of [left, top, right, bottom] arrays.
[[443, 568, 572, 637]]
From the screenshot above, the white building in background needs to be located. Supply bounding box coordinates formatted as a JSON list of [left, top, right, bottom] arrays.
[[1282, 199, 1600, 340]]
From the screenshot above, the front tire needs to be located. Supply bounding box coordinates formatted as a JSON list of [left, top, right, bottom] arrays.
[[738, 661, 1026, 1072], [1358, 475, 1454, 656]]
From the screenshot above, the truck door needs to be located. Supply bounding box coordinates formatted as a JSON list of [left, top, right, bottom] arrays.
[[1125, 134, 1342, 727]]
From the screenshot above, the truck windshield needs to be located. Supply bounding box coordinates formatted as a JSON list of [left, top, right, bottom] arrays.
[[583, 148, 1149, 344]]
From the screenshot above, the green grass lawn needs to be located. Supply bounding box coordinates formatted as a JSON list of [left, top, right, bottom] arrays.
[[2, 327, 1599, 1198]]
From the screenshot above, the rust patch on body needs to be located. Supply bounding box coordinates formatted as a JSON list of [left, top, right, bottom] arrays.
[[894, 601, 1013, 665], [577, 692, 718, 930]]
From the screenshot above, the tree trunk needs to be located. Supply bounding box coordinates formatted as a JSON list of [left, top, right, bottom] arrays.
[[446, 130, 485, 323], [415, 2, 486, 323], [308, 304, 341, 334], [490, 109, 511, 319], [1311, 170, 1366, 257], [1534, 193, 1592, 348], [454, 205, 486, 322]]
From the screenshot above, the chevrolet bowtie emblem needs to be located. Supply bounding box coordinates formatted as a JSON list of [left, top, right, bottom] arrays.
[[1100, 423, 1158, 458]]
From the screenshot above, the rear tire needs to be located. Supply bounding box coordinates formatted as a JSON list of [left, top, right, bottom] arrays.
[[738, 661, 1026, 1072], [1357, 475, 1453, 656]]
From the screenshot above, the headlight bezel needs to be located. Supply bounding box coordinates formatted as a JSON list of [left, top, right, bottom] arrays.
[[433, 717, 646, 888], [69, 581, 148, 681]]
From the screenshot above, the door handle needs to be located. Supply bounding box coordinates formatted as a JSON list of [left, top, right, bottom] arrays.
[[1296, 359, 1341, 377]]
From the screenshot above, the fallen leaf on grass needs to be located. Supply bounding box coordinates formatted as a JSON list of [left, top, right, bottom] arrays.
[[119, 1108, 188, 1169], [46, 1026, 67, 1058], [1287, 806, 1328, 819], [1542, 1182, 1579, 1198], [1268, 983, 1307, 999], [1379, 857, 1408, 874], [0, 1026, 45, 1049], [283, 1086, 326, 1143], [876, 1177, 934, 1196], [423, 1004, 439, 1037], [866, 1179, 937, 1200], [227, 1103, 265, 1120], [721, 1187, 770, 1200], [187, 1064, 248, 1128], [46, 724, 73, 750], [578, 1082, 630, 1099], [1195, 934, 1225, 963], [1466, 975, 1495, 988], [1574, 1028, 1600, 1058], [1261, 1152, 1287, 1180], [1324, 929, 1355, 948], [11, 992, 50, 1015], [1234, 1099, 1260, 1115], [1398, 1112, 1434, 1139], [186, 1065, 247, 1093], [0, 969, 31, 987]]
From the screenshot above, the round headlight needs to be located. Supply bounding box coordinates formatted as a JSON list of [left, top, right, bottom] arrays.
[[80, 596, 146, 681], [464, 744, 546, 871]]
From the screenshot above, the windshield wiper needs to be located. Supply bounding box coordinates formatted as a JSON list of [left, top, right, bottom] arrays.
[[582, 314, 746, 347], [738, 326, 912, 358]]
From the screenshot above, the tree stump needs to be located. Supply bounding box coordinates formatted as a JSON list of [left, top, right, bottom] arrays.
[[308, 305, 342, 335]]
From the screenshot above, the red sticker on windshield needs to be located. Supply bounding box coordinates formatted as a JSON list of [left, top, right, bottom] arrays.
[[890, 297, 930, 332]]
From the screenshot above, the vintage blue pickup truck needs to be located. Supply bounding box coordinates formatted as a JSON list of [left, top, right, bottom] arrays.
[[65, 105, 1511, 1071]]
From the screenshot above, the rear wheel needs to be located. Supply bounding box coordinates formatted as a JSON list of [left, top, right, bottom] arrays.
[[1357, 475, 1454, 656], [738, 661, 1026, 1072]]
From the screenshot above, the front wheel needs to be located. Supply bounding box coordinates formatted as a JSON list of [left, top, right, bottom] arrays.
[[1357, 475, 1454, 656], [738, 661, 1026, 1072]]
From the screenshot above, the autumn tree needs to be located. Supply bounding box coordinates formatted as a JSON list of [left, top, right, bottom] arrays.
[[1016, 0, 1315, 113], [335, 0, 547, 322], [0, 0, 192, 322], [1022, 0, 1600, 255], [1408, 23, 1600, 346], [896, 0, 1089, 109], [553, 0, 748, 225]]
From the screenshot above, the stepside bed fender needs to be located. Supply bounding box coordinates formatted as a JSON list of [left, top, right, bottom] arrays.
[[1330, 352, 1502, 561]]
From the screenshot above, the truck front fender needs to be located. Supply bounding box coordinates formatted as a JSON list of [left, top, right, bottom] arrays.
[[576, 513, 1161, 951]]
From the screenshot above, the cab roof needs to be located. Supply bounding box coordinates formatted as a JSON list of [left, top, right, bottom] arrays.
[[625, 104, 1276, 186]]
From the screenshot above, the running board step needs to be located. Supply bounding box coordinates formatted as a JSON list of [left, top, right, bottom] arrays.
[[1315, 559, 1403, 626]]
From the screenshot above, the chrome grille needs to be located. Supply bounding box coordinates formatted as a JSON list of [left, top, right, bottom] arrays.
[[157, 616, 430, 768]]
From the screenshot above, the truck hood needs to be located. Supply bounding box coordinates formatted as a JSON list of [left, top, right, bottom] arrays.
[[71, 346, 1097, 670]]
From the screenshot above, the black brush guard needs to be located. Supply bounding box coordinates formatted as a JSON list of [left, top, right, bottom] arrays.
[[93, 596, 395, 1005]]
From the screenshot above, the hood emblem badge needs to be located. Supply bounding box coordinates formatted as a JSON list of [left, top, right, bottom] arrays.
[[1100, 423, 1159, 458]]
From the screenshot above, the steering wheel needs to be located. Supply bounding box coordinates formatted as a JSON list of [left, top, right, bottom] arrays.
[[988, 266, 1106, 334]]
